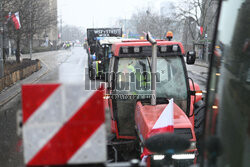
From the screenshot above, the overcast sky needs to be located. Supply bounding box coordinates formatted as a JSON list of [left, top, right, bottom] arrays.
[[58, 0, 177, 28]]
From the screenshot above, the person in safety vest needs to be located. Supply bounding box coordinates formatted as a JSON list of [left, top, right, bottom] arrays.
[[124, 59, 148, 94]]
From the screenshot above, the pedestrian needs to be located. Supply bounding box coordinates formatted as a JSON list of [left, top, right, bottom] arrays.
[[199, 49, 203, 60]]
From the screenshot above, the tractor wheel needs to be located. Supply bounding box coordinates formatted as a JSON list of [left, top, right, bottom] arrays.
[[194, 100, 206, 140], [194, 100, 206, 162]]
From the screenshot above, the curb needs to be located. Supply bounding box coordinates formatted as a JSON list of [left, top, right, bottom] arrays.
[[194, 61, 209, 68], [194, 63, 209, 68]]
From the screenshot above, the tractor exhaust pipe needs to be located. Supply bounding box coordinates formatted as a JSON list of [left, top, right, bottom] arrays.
[[146, 32, 157, 105]]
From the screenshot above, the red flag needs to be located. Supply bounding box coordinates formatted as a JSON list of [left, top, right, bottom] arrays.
[[12, 12, 21, 30], [200, 26, 203, 36]]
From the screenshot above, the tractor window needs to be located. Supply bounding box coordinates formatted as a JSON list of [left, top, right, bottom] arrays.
[[116, 58, 151, 95], [156, 56, 188, 101], [115, 56, 188, 101], [108, 56, 115, 89]]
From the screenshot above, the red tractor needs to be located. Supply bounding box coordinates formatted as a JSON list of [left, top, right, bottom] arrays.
[[105, 33, 205, 166]]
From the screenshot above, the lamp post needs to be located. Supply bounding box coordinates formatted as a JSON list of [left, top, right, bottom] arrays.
[[205, 33, 209, 63], [29, 1, 32, 60], [0, 0, 4, 78]]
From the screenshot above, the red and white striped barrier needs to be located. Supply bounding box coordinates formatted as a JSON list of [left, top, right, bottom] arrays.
[[22, 84, 106, 166]]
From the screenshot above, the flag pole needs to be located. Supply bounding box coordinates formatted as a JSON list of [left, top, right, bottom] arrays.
[[0, 0, 4, 78], [29, 2, 32, 60]]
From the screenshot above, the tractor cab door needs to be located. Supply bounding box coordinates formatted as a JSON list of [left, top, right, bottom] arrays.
[[108, 57, 151, 137], [104, 45, 112, 74]]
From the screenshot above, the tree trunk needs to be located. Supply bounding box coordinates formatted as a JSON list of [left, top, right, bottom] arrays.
[[16, 37, 21, 63], [3, 49, 6, 63]]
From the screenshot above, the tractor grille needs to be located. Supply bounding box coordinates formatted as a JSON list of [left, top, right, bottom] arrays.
[[174, 128, 193, 140]]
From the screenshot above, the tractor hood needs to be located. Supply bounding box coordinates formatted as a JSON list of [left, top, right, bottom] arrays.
[[135, 101, 195, 142]]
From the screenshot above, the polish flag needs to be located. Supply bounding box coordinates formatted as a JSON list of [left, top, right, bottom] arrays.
[[150, 98, 174, 135], [141, 99, 174, 162], [196, 25, 204, 36], [12, 12, 21, 30], [200, 26, 203, 36]]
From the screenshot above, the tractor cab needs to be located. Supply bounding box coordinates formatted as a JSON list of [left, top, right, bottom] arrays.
[[94, 37, 124, 79], [106, 39, 204, 163], [93, 37, 140, 80], [86, 28, 122, 79]]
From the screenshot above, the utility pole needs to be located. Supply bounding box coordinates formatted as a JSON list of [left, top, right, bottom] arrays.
[[0, 0, 4, 78], [60, 16, 62, 43], [29, 1, 32, 60], [205, 33, 209, 63]]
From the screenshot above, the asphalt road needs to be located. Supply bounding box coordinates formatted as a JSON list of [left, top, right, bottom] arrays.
[[0, 47, 208, 166], [186, 64, 208, 91]]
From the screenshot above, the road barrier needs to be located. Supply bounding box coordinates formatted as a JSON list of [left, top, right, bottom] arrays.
[[22, 83, 106, 166]]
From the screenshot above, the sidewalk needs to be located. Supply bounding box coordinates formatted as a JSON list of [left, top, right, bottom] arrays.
[[194, 60, 209, 68], [0, 50, 70, 107]]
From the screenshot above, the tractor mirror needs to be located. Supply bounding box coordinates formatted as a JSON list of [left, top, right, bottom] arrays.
[[186, 51, 196, 64], [145, 133, 190, 154]]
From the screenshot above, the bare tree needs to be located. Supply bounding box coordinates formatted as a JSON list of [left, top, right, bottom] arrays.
[[4, 0, 57, 62], [131, 8, 179, 39], [1, 0, 15, 62], [61, 25, 85, 42], [177, 0, 219, 41]]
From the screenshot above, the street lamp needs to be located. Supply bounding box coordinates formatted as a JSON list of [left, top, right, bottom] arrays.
[[29, 1, 32, 60]]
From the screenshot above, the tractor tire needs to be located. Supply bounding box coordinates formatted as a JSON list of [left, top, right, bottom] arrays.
[[194, 100, 206, 140], [194, 100, 206, 163]]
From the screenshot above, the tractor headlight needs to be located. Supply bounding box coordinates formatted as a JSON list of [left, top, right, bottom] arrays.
[[189, 141, 196, 150], [103, 94, 110, 99], [153, 155, 165, 160], [195, 90, 203, 96], [134, 47, 140, 53], [160, 46, 167, 52], [172, 153, 195, 160], [172, 45, 178, 52], [122, 47, 128, 53]]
